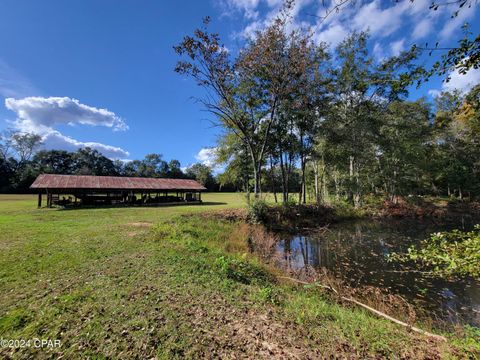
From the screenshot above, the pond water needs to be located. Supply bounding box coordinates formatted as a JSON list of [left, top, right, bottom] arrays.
[[276, 217, 480, 328]]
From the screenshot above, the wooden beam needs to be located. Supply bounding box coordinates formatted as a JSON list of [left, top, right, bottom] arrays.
[[37, 193, 42, 208]]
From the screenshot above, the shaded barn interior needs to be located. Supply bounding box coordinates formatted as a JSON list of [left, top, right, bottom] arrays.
[[30, 174, 206, 208]]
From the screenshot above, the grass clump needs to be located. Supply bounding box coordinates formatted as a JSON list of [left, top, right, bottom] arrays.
[[215, 255, 273, 285]]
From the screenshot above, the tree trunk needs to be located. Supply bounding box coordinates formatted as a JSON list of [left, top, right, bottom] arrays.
[[279, 151, 287, 203], [252, 164, 262, 199], [349, 156, 355, 205], [270, 156, 278, 203], [299, 149, 307, 205], [313, 160, 320, 205]]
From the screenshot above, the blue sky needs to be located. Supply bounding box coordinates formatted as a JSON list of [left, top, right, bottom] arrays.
[[0, 0, 478, 167]]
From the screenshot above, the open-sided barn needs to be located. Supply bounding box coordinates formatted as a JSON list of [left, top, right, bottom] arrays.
[[30, 174, 206, 207]]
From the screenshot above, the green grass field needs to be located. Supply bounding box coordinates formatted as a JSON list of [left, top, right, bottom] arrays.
[[0, 194, 475, 358]]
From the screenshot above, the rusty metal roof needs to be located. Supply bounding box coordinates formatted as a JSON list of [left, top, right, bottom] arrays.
[[30, 174, 206, 191]]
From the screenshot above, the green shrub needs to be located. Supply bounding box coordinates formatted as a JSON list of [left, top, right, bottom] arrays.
[[248, 200, 269, 224], [389, 225, 480, 279]]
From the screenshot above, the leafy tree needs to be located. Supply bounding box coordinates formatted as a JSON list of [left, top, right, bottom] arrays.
[[185, 163, 217, 190], [166, 160, 182, 178], [33, 150, 75, 174], [431, 86, 480, 197], [378, 100, 431, 201], [216, 133, 253, 194], [140, 153, 168, 177], [72, 148, 118, 176], [0, 157, 14, 192], [10, 132, 43, 166], [175, 7, 317, 199], [0, 130, 14, 161]]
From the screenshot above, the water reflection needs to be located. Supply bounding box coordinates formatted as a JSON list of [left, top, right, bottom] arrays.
[[277, 218, 480, 327]]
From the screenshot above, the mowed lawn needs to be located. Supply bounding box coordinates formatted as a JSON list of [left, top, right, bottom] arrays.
[[0, 194, 469, 359]]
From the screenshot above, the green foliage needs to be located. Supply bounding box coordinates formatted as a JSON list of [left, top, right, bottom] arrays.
[[215, 255, 272, 285], [390, 225, 480, 279], [248, 199, 269, 224], [450, 325, 480, 355], [252, 286, 284, 305]]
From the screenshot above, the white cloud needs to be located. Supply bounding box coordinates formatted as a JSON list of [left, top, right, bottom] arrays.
[[195, 147, 218, 167], [442, 66, 480, 93], [428, 65, 480, 98], [42, 130, 130, 159], [313, 23, 348, 47], [5, 96, 128, 131], [5, 96, 130, 159]]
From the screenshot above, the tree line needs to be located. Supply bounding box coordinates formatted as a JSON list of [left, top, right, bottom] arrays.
[[0, 131, 218, 192], [175, 10, 480, 206]]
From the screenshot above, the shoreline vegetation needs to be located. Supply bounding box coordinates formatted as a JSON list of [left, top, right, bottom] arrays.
[[388, 225, 480, 280], [245, 194, 480, 231], [1, 194, 478, 358]]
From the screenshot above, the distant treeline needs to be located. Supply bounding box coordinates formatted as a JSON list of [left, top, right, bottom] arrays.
[[0, 136, 222, 192]]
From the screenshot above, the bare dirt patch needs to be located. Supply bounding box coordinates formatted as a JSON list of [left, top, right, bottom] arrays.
[[198, 208, 249, 222], [126, 222, 154, 228]]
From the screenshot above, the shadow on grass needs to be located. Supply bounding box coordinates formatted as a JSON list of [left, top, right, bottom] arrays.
[[52, 201, 228, 211]]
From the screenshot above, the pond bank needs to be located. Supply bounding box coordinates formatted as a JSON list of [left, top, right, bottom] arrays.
[[190, 211, 480, 357], [245, 197, 480, 232]]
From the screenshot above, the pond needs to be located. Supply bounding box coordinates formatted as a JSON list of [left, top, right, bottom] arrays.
[[276, 217, 480, 328]]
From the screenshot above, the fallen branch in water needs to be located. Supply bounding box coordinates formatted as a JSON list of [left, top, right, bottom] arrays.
[[278, 275, 447, 342]]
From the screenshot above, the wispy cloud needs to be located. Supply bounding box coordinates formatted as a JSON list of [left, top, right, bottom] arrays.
[[439, 3, 477, 40], [390, 38, 405, 56], [216, 0, 262, 19], [0, 59, 39, 98], [226, 0, 476, 55]]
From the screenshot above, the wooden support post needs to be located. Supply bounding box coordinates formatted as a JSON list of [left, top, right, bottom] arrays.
[[198, 192, 202, 202], [37, 193, 42, 208]]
